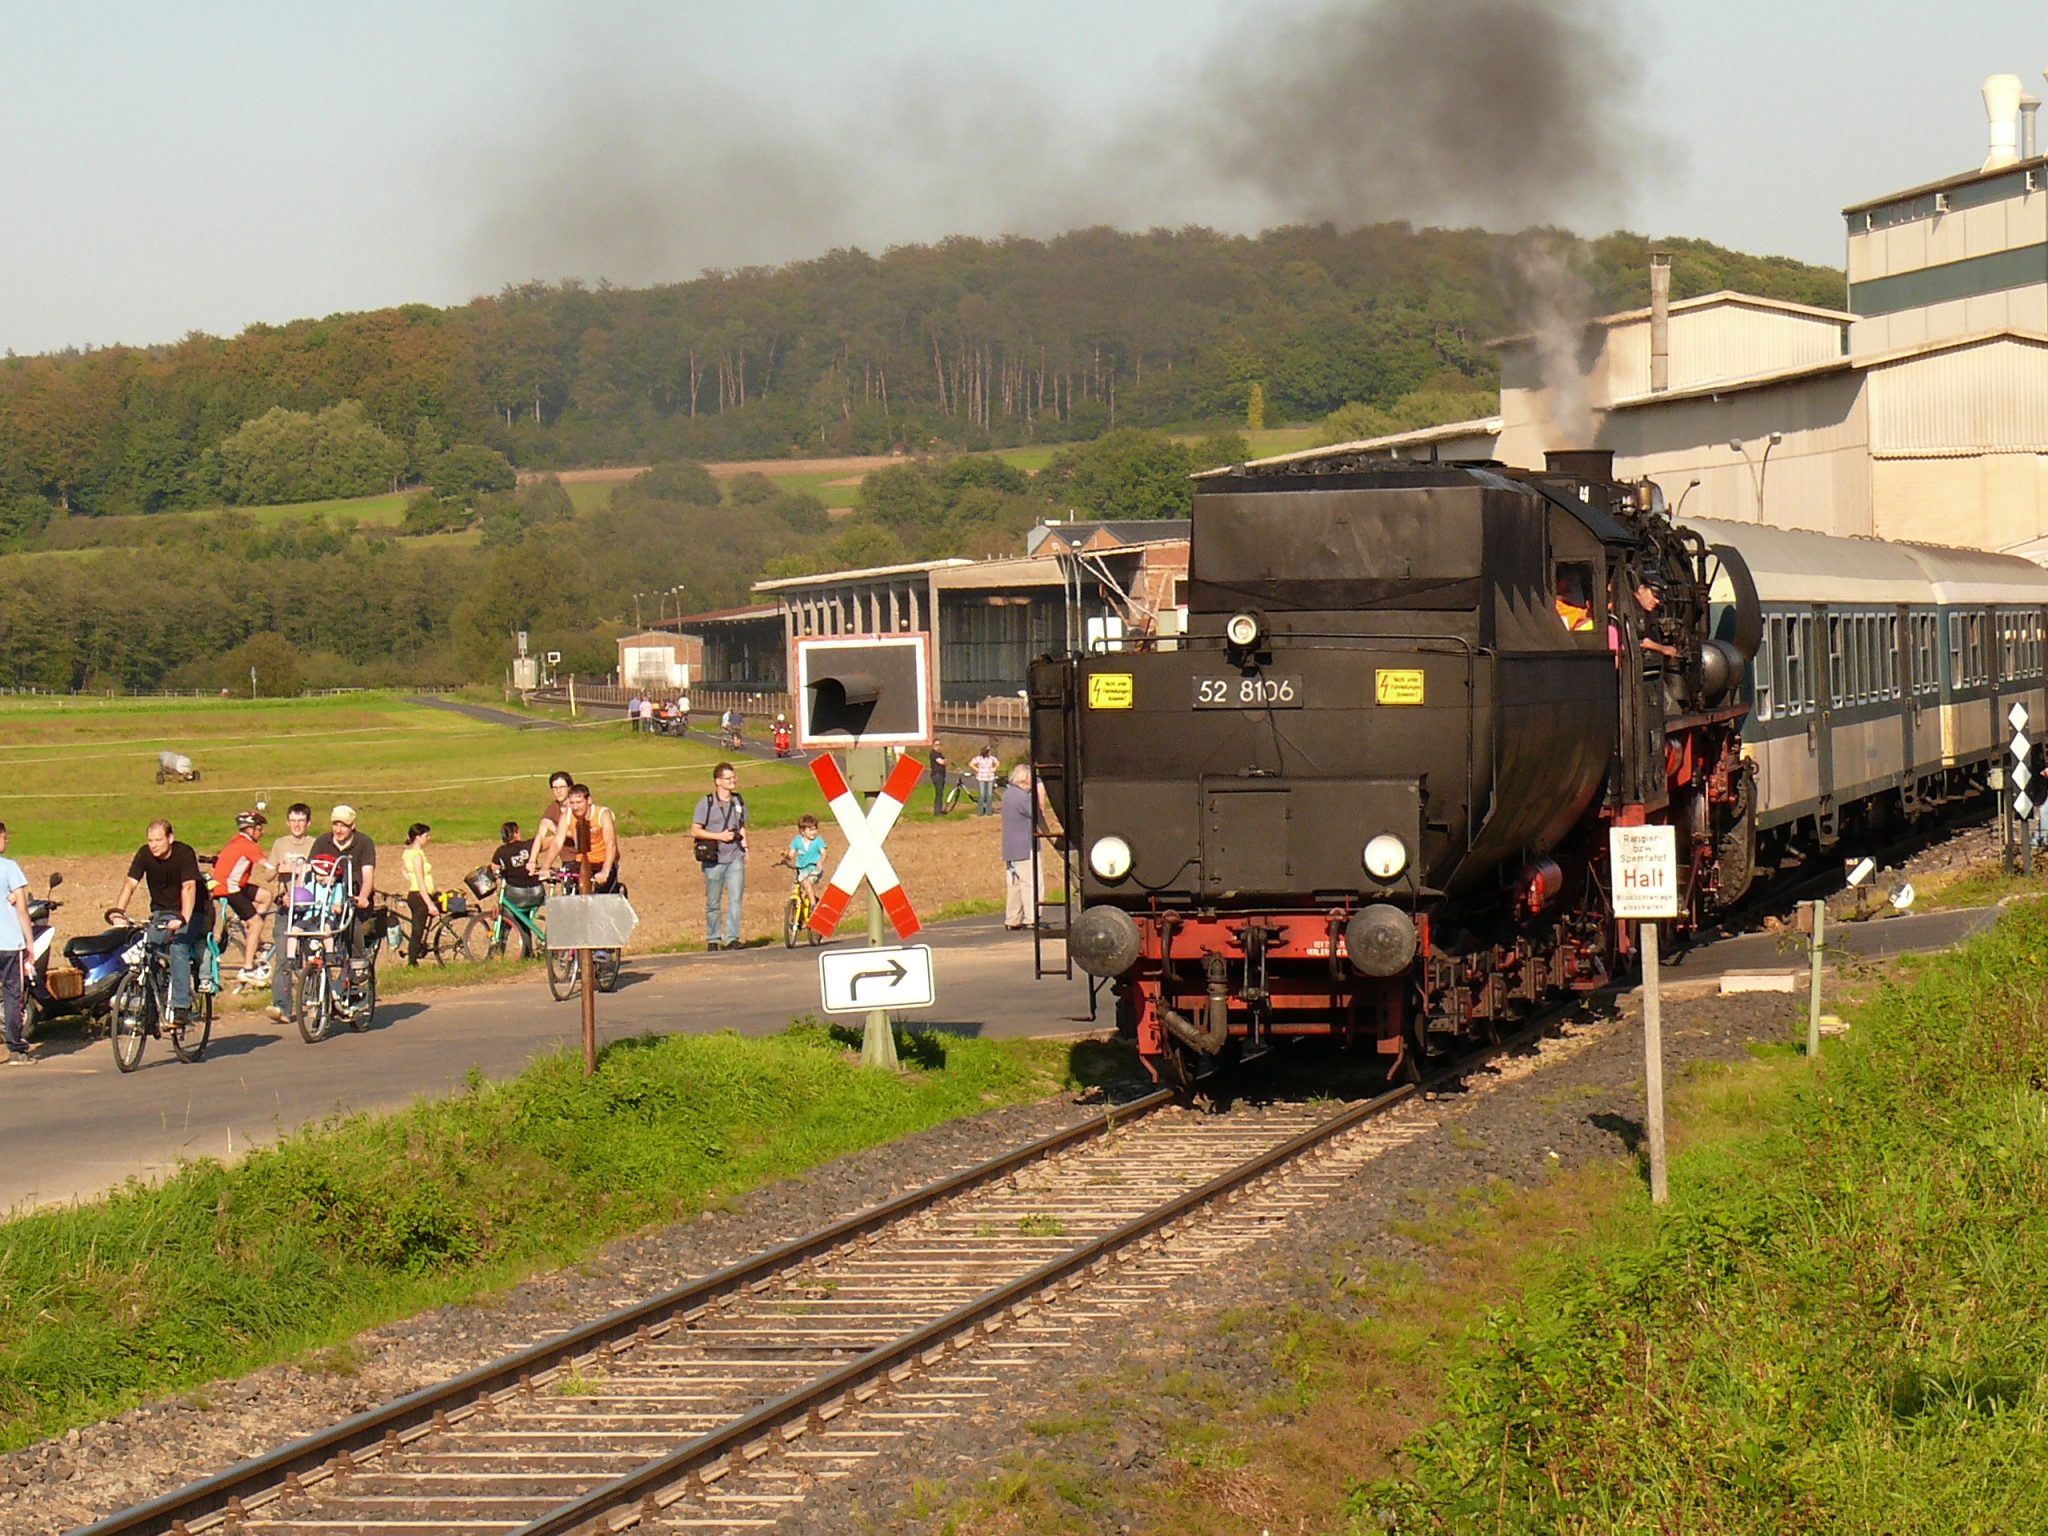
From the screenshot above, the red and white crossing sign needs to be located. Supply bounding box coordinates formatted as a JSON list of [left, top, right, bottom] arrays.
[[808, 752, 925, 939]]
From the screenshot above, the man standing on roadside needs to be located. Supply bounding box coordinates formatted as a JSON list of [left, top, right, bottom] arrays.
[[112, 819, 204, 1029], [0, 823, 33, 1065], [929, 741, 950, 815], [562, 783, 621, 893], [1001, 763, 1057, 930], [970, 743, 1001, 817], [691, 762, 748, 950]]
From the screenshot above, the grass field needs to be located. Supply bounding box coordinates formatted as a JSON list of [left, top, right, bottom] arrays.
[[0, 692, 822, 860]]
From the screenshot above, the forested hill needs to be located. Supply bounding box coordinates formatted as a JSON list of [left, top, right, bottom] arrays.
[[1, 225, 1842, 525]]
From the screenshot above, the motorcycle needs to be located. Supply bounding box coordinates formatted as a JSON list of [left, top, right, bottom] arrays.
[[24, 874, 133, 1041], [773, 723, 793, 758]]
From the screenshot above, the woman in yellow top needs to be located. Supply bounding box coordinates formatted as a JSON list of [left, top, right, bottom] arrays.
[[402, 822, 438, 966]]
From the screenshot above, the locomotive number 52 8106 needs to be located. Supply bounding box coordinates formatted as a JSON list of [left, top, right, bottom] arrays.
[[1192, 674, 1303, 708]]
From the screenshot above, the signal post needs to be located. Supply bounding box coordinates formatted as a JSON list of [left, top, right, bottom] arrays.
[[796, 634, 937, 1070], [1610, 823, 1679, 1204]]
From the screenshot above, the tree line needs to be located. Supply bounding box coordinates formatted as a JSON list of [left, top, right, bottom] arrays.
[[0, 429, 1246, 694], [0, 224, 1842, 526]]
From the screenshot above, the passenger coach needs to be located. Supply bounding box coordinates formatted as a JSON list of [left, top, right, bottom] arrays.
[[1689, 516, 2048, 862]]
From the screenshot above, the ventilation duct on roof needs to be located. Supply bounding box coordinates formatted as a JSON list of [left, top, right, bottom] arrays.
[[1984, 73, 2023, 170]]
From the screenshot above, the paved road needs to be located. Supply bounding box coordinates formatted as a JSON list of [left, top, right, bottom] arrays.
[[1, 918, 1098, 1213], [0, 904, 1998, 1215], [407, 695, 568, 730]]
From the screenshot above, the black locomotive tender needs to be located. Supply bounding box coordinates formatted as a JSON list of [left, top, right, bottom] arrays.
[[1032, 449, 2047, 1085]]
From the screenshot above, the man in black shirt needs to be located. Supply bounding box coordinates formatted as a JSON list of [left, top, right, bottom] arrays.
[[112, 819, 204, 1024], [310, 804, 379, 947]]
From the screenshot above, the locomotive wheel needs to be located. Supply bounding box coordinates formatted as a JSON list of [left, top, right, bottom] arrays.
[[1715, 772, 1759, 911]]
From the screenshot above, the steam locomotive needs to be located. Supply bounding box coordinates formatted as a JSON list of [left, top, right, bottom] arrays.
[[1029, 451, 2048, 1085]]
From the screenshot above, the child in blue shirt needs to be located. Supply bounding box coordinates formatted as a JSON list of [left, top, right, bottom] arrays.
[[788, 815, 827, 903]]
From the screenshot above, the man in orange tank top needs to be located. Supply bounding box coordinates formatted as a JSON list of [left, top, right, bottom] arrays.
[[563, 783, 621, 894]]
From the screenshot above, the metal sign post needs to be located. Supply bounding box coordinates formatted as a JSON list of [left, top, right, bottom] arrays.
[[545, 818, 639, 1076], [2011, 704, 2034, 877], [809, 749, 926, 1070], [1610, 824, 1680, 1205]]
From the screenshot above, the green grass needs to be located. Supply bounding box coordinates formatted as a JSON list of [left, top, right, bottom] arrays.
[[1361, 896, 2048, 1532], [0, 1022, 1083, 1451], [0, 691, 822, 861]]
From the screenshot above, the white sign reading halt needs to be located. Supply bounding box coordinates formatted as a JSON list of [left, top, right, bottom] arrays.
[[1609, 825, 1679, 919], [819, 944, 936, 1014]]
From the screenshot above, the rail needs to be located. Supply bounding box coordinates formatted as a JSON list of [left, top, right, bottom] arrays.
[[66, 1085, 1178, 1536]]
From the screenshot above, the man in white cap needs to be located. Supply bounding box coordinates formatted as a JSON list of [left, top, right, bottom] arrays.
[[266, 805, 379, 1023]]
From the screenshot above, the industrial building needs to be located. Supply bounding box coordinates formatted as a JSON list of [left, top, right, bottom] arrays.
[[1251, 70, 2048, 563]]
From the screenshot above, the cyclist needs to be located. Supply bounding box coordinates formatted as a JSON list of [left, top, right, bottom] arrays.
[[787, 814, 826, 905], [561, 783, 621, 893], [529, 769, 576, 876], [720, 707, 743, 751], [268, 804, 316, 907], [401, 823, 439, 967], [210, 809, 273, 981], [266, 806, 377, 1022], [111, 819, 205, 1030], [492, 820, 544, 953]]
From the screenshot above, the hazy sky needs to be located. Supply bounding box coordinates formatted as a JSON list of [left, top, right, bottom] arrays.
[[4, 0, 2044, 356]]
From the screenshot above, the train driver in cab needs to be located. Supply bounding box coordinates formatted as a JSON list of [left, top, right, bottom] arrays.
[[1629, 578, 1682, 662], [1554, 565, 1596, 632]]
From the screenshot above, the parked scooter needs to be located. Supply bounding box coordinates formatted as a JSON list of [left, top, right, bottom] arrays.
[[24, 873, 134, 1040]]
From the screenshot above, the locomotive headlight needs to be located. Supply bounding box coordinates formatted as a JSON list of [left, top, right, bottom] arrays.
[[1225, 610, 1264, 649], [1089, 835, 1134, 882], [1363, 834, 1408, 881]]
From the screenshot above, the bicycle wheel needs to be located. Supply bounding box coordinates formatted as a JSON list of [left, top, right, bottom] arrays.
[[111, 973, 148, 1072], [944, 781, 963, 813], [596, 949, 620, 993], [546, 948, 578, 1001], [172, 990, 212, 1063], [785, 894, 803, 948], [293, 966, 328, 1044], [457, 915, 493, 964], [431, 916, 462, 966]]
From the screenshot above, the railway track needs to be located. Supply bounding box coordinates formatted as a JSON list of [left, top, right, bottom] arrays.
[[71, 1047, 1480, 1536]]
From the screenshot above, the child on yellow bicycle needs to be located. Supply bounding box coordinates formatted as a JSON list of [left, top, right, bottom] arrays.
[[787, 815, 826, 903]]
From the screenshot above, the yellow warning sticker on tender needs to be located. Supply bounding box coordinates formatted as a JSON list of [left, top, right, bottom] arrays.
[[1375, 669, 1425, 705], [1088, 673, 1135, 709]]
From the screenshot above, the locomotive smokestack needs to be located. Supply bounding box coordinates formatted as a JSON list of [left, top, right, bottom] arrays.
[[1545, 449, 1615, 482], [1984, 73, 2023, 171], [1649, 250, 1670, 395]]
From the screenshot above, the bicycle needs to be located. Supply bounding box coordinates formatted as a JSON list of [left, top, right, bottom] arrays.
[[940, 779, 965, 814], [277, 885, 384, 1044], [456, 870, 547, 962], [719, 722, 744, 752], [394, 889, 475, 967], [540, 872, 618, 1003], [106, 911, 214, 1072], [776, 853, 824, 948]]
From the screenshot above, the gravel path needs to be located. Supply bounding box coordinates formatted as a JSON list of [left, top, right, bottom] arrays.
[[405, 694, 567, 730]]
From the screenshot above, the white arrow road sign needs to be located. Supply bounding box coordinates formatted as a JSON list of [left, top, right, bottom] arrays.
[[819, 944, 935, 1014]]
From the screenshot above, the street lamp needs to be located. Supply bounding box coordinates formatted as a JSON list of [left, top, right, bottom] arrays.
[[1673, 478, 1702, 518], [633, 591, 647, 629], [1727, 433, 1784, 519]]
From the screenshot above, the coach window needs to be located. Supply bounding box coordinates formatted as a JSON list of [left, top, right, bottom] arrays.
[[1786, 617, 1807, 714], [1827, 617, 1844, 707], [1861, 615, 1876, 702], [1887, 616, 1901, 697], [1968, 613, 1986, 686], [1766, 615, 1786, 717]]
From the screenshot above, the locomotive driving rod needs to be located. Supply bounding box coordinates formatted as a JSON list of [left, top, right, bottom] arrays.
[[1161, 953, 1231, 1053]]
